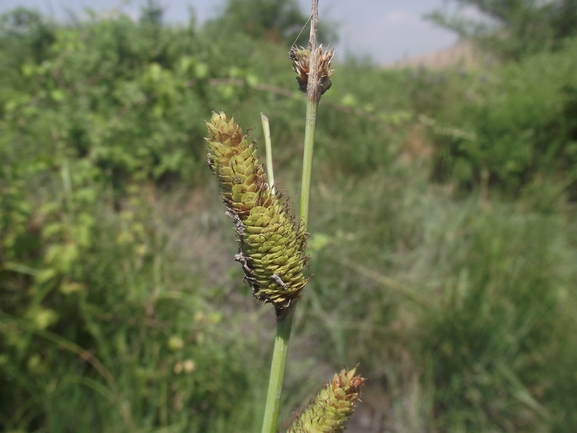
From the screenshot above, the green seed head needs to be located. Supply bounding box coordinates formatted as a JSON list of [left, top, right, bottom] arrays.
[[205, 112, 309, 316]]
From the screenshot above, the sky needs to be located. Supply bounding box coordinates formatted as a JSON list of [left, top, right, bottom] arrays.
[[0, 0, 461, 64]]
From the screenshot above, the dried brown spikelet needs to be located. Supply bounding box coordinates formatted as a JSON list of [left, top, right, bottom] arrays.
[[290, 45, 335, 97]]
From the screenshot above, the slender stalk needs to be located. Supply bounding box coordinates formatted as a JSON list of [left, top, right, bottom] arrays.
[[261, 3, 321, 433], [260, 305, 296, 433], [299, 0, 321, 227], [299, 98, 319, 227], [261, 112, 275, 193]]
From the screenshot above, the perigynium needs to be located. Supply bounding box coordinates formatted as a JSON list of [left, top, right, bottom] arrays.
[[205, 111, 309, 317]]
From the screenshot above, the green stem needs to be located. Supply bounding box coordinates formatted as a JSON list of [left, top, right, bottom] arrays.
[[261, 2, 321, 432], [260, 306, 296, 433], [299, 97, 319, 227], [260, 83, 320, 433], [300, 0, 321, 226]]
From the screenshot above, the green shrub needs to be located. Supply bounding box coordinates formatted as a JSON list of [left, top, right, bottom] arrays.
[[419, 37, 577, 195]]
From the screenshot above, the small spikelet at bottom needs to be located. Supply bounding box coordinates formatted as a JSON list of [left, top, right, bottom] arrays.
[[281, 367, 365, 433]]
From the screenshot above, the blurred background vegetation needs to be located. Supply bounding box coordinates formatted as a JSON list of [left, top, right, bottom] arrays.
[[1, 0, 576, 432]]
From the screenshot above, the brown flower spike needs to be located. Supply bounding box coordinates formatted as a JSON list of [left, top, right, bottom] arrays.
[[205, 112, 309, 316], [290, 45, 335, 96], [281, 367, 365, 433]]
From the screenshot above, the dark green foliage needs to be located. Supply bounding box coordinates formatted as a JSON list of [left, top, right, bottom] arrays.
[[140, 0, 165, 26], [0, 8, 56, 87], [411, 38, 577, 194], [205, 0, 337, 46], [209, 0, 308, 43]]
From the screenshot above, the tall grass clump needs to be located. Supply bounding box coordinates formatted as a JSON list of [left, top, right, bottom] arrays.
[[300, 156, 577, 431], [422, 207, 577, 432]]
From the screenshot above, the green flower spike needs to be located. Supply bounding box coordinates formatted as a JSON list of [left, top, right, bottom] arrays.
[[281, 367, 365, 433], [205, 111, 309, 317]]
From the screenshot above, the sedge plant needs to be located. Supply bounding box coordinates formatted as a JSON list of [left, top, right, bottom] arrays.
[[203, 1, 364, 432]]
